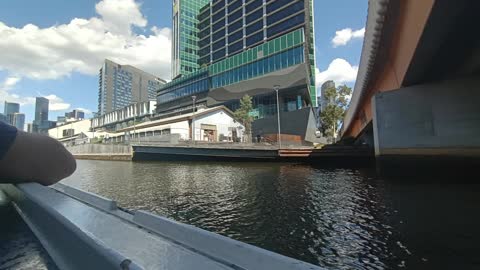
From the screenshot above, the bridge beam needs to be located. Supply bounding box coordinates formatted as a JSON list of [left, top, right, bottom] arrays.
[[372, 76, 480, 174]]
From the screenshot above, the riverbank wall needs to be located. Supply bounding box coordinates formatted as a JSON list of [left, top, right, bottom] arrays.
[[66, 143, 373, 165], [132, 143, 374, 166], [67, 144, 132, 161]]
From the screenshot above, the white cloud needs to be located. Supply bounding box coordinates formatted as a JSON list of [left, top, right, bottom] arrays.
[[0, 76, 35, 105], [75, 108, 93, 115], [0, 77, 70, 113], [43, 94, 71, 111], [4, 77, 21, 88], [332, 27, 365, 47], [0, 0, 171, 81], [95, 0, 147, 36], [316, 58, 358, 87]]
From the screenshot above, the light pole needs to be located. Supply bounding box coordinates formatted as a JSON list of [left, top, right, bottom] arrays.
[[274, 85, 282, 149], [191, 96, 197, 142], [133, 114, 137, 143], [333, 121, 337, 144]]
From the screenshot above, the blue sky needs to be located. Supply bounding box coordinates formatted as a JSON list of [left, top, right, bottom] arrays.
[[0, 0, 367, 124]]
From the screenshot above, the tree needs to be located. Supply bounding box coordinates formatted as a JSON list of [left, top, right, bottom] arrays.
[[320, 84, 352, 140], [233, 95, 253, 143]]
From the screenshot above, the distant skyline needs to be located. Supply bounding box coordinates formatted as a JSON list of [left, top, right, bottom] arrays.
[[0, 0, 367, 124]]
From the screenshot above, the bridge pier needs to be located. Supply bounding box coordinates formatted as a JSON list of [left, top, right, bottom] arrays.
[[371, 76, 480, 177]]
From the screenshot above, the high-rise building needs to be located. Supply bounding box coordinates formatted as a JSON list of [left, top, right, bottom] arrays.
[[8, 113, 25, 131], [0, 113, 6, 123], [35, 97, 49, 125], [65, 109, 85, 120], [27, 123, 33, 133], [172, 0, 210, 78], [3, 101, 23, 129], [158, 0, 318, 142], [320, 80, 335, 112], [98, 59, 166, 115], [33, 97, 52, 133], [4, 101, 20, 115]]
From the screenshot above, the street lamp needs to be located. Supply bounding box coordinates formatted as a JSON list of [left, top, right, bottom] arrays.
[[274, 85, 282, 149], [133, 114, 137, 143], [192, 96, 197, 142]]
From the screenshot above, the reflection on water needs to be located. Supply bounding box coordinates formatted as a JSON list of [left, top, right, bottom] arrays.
[[61, 160, 480, 269]]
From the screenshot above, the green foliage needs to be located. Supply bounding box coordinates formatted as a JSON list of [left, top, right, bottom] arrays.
[[234, 95, 253, 142], [320, 84, 352, 138]]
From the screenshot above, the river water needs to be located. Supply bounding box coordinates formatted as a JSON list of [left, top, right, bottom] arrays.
[[2, 160, 480, 269]]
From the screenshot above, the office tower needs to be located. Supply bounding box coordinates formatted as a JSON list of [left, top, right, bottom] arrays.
[[8, 113, 25, 131], [35, 97, 49, 125], [172, 0, 210, 78], [98, 59, 166, 115], [4, 101, 20, 115], [320, 80, 335, 112], [3, 101, 23, 130], [65, 109, 85, 120], [0, 113, 6, 123]]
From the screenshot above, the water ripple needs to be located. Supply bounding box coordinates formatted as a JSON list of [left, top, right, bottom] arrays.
[[60, 160, 480, 269]]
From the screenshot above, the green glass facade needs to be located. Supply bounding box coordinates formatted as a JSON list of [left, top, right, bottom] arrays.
[[308, 0, 317, 106], [172, 0, 210, 78], [159, 29, 306, 105]]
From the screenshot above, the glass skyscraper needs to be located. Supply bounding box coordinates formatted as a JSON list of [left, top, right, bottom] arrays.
[[161, 0, 318, 141], [9, 113, 25, 131], [4, 101, 19, 115], [34, 97, 49, 125], [172, 0, 210, 78], [3, 101, 24, 130]]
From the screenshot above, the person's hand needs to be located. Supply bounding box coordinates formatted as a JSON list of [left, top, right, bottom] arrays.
[[0, 131, 77, 185]]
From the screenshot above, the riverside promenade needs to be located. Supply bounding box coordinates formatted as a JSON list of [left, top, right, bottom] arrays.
[[66, 142, 374, 165], [132, 142, 374, 165], [68, 142, 374, 166]]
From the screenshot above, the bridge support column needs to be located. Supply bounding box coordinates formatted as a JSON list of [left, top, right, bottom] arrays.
[[372, 76, 480, 177]]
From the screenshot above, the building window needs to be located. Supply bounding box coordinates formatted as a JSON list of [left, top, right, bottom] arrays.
[[246, 20, 263, 35], [228, 0, 242, 13], [228, 30, 243, 44], [228, 20, 243, 34], [212, 38, 226, 51], [246, 8, 263, 25], [246, 32, 264, 47], [228, 40, 243, 55], [266, 1, 304, 25], [212, 28, 225, 41], [267, 13, 305, 37], [246, 0, 263, 14], [228, 9, 242, 24]]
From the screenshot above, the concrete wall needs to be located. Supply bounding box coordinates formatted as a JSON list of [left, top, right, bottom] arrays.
[[252, 107, 318, 144], [372, 76, 480, 156], [67, 144, 131, 155]]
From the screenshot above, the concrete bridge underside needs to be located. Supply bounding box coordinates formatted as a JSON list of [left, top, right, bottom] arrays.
[[341, 0, 480, 170]]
